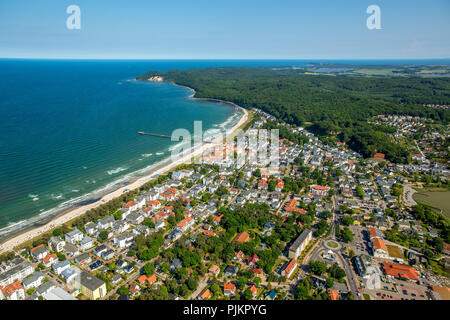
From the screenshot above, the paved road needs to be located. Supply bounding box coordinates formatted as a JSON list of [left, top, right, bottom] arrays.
[[328, 193, 361, 300]]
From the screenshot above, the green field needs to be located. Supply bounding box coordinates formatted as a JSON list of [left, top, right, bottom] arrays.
[[413, 191, 450, 218], [352, 69, 403, 76]]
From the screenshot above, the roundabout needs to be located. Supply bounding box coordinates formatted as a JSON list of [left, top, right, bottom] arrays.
[[325, 240, 341, 250]]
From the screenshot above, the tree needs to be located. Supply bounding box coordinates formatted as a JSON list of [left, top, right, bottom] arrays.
[[325, 277, 334, 288], [210, 283, 220, 296], [52, 228, 62, 237], [342, 215, 354, 226], [238, 276, 248, 290], [314, 220, 328, 237], [341, 227, 354, 243], [187, 276, 198, 291], [268, 180, 276, 192], [356, 185, 364, 199], [118, 286, 129, 296], [113, 210, 122, 220], [328, 264, 346, 280], [160, 285, 169, 299], [56, 252, 66, 261], [180, 284, 189, 297], [143, 262, 155, 276], [98, 231, 108, 242], [243, 288, 253, 300], [142, 218, 155, 228], [309, 260, 327, 276]]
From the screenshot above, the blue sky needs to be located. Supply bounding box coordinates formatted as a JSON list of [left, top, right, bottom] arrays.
[[0, 0, 449, 59]]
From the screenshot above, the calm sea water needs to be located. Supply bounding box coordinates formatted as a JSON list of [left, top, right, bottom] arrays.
[[0, 58, 448, 239]]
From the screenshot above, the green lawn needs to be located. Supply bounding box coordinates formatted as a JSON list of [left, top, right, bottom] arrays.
[[326, 240, 338, 248]]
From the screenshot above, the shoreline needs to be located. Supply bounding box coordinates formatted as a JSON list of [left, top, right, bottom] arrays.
[[0, 83, 249, 254]]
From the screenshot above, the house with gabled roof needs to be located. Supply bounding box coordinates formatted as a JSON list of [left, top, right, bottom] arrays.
[[30, 245, 49, 261], [233, 232, 250, 243], [198, 288, 211, 300], [208, 265, 220, 277], [223, 282, 236, 296], [42, 253, 58, 268]]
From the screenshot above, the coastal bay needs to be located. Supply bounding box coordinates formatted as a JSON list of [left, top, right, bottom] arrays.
[[0, 60, 248, 247]]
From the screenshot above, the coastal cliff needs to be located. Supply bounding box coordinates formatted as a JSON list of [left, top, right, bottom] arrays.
[[147, 76, 164, 82]]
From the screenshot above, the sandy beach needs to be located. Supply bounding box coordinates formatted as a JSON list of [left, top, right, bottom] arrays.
[[0, 90, 249, 254]]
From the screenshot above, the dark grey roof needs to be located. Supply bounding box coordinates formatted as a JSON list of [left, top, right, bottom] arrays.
[[36, 281, 55, 295], [80, 271, 105, 291], [290, 229, 312, 251]]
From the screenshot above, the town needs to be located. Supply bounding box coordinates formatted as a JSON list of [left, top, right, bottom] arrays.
[[1, 108, 449, 301]]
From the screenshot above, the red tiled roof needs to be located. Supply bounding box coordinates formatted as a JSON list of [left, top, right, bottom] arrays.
[[43, 253, 57, 263], [250, 285, 257, 296], [382, 263, 418, 281], [203, 230, 217, 237], [124, 201, 137, 208], [328, 289, 339, 300], [368, 227, 378, 239], [284, 258, 297, 276], [372, 238, 387, 252], [224, 282, 236, 291], [200, 288, 211, 300], [251, 268, 262, 274], [1, 281, 23, 297], [233, 232, 250, 243], [310, 185, 330, 191]]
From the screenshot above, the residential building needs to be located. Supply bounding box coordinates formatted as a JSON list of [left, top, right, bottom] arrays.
[[281, 258, 298, 279], [79, 271, 107, 300], [223, 282, 236, 296], [288, 229, 312, 259], [65, 228, 84, 244], [48, 236, 66, 252]]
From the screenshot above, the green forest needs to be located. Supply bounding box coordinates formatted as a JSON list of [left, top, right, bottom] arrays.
[[137, 67, 450, 163]]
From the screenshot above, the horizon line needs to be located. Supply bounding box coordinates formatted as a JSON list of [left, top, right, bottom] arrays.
[[1, 57, 450, 61]]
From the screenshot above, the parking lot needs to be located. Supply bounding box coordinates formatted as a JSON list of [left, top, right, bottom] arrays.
[[348, 225, 371, 256], [393, 280, 429, 300], [364, 278, 430, 300]]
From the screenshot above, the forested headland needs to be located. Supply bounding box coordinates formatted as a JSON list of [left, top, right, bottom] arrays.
[[137, 67, 450, 163]]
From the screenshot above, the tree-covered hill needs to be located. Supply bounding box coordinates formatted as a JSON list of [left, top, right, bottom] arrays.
[[137, 67, 450, 162]]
